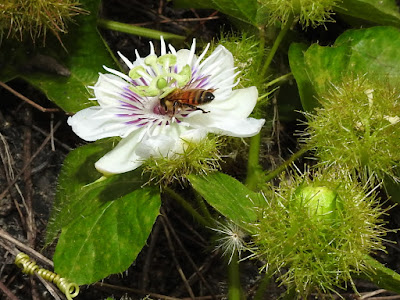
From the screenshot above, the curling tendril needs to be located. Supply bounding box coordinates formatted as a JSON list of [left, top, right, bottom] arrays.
[[15, 253, 79, 300]]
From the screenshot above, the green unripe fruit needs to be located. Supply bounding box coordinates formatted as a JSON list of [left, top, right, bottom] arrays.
[[254, 170, 386, 297], [294, 185, 343, 224], [292, 0, 301, 15], [305, 78, 400, 183]]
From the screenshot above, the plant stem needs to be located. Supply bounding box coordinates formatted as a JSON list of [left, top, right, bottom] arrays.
[[164, 187, 210, 227], [245, 133, 263, 190], [264, 146, 311, 182], [260, 14, 294, 78], [258, 26, 266, 67], [265, 72, 292, 88], [253, 269, 274, 300], [97, 19, 185, 41], [281, 287, 297, 299], [246, 18, 294, 190], [256, 73, 293, 103], [228, 252, 242, 300]]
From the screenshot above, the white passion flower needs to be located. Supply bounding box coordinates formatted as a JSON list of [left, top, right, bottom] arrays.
[[68, 38, 265, 175]]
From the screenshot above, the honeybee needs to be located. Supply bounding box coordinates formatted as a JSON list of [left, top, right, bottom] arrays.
[[160, 88, 216, 116]]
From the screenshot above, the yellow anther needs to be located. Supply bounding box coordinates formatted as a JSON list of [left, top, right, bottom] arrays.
[[144, 54, 157, 65], [157, 54, 177, 67], [129, 66, 147, 79]]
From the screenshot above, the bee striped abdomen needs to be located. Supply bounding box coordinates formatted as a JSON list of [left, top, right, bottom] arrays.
[[171, 89, 214, 105], [161, 88, 216, 116]]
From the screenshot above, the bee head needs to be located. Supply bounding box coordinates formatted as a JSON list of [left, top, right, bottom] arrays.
[[204, 92, 215, 102]]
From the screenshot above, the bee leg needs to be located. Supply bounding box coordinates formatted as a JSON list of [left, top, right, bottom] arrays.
[[172, 101, 181, 115], [184, 104, 210, 114], [196, 107, 210, 114], [160, 99, 174, 116], [160, 98, 168, 112]]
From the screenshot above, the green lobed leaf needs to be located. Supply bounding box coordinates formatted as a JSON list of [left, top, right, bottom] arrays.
[[287, 43, 318, 112], [335, 0, 400, 27], [53, 187, 161, 285], [357, 255, 400, 294], [174, 0, 260, 26], [188, 172, 263, 232], [45, 140, 147, 244], [289, 26, 400, 111], [20, 0, 118, 114]]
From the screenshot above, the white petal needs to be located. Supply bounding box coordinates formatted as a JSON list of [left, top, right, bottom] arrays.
[[160, 36, 166, 55], [135, 49, 141, 60], [170, 128, 208, 155], [136, 127, 207, 159], [184, 86, 264, 137], [194, 43, 210, 67], [131, 51, 146, 69], [211, 75, 240, 100], [168, 44, 177, 56], [93, 74, 131, 106], [118, 51, 134, 69], [67, 106, 135, 141], [216, 86, 258, 118], [198, 46, 235, 88], [171, 128, 208, 155], [176, 49, 197, 69], [135, 135, 177, 158], [95, 130, 144, 175], [208, 87, 258, 116], [204, 118, 265, 137], [149, 41, 155, 55], [179, 128, 207, 143], [149, 121, 188, 137], [103, 66, 132, 83], [187, 39, 196, 66], [136, 125, 183, 157]]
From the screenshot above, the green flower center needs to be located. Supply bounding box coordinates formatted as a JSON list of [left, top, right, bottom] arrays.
[[128, 54, 191, 97]]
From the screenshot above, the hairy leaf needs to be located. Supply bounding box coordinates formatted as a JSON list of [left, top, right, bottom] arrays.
[[357, 256, 400, 294], [45, 140, 147, 244], [53, 187, 160, 284], [20, 0, 117, 113], [335, 0, 400, 27], [289, 26, 400, 111], [188, 172, 263, 232]]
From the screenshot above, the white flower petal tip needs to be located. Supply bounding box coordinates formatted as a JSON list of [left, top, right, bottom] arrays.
[[69, 39, 265, 174], [95, 157, 143, 176], [215, 118, 265, 138], [94, 131, 144, 175]]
